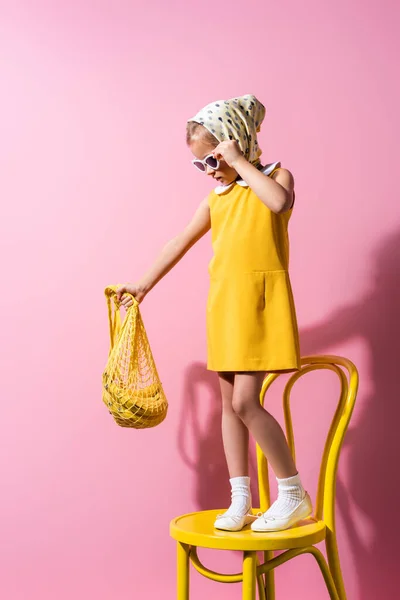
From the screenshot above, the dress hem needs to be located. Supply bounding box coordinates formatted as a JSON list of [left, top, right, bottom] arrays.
[[207, 362, 301, 373]]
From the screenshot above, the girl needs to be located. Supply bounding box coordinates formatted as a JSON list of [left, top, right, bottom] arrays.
[[116, 94, 312, 532]]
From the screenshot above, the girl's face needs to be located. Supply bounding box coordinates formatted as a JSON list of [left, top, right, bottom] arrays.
[[189, 136, 239, 186]]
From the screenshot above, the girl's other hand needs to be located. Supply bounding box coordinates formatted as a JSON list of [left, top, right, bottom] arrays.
[[115, 283, 147, 308]]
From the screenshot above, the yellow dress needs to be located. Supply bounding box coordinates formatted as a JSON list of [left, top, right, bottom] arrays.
[[206, 165, 300, 372]]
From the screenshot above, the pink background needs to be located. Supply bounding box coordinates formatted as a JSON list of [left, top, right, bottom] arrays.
[[1, 1, 399, 598]]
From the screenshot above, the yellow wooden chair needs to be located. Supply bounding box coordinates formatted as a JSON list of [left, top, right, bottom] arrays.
[[170, 355, 359, 600]]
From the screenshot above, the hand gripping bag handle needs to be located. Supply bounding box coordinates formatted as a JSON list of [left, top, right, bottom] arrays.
[[104, 285, 138, 352]]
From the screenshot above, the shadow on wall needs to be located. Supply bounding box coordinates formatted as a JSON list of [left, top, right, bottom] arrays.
[[300, 229, 400, 600], [178, 363, 227, 510], [177, 229, 400, 600]]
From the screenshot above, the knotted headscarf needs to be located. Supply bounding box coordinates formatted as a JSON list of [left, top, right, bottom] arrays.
[[188, 94, 266, 166]]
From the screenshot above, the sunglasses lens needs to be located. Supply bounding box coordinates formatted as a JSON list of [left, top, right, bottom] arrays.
[[205, 156, 218, 169], [193, 161, 206, 172]]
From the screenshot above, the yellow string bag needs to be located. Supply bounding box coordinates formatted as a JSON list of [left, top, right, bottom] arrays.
[[102, 285, 168, 428]]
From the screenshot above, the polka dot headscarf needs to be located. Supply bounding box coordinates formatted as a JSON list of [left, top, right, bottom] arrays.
[[188, 94, 266, 166]]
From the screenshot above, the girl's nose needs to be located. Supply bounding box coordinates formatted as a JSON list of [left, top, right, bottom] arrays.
[[206, 165, 215, 176]]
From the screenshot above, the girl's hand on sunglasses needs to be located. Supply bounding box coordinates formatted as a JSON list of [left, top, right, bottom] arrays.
[[213, 140, 244, 168], [116, 283, 147, 308]]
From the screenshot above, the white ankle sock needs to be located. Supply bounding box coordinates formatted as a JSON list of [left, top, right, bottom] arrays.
[[265, 473, 305, 518], [223, 476, 251, 517]]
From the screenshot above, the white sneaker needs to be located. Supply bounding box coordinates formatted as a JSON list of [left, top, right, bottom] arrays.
[[251, 493, 313, 532], [214, 511, 255, 532]]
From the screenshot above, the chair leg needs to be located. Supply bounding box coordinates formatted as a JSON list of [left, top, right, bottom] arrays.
[[311, 548, 340, 600], [326, 533, 347, 600], [177, 542, 190, 600], [242, 551, 257, 600], [263, 551, 275, 599], [256, 555, 266, 600], [257, 576, 266, 600]]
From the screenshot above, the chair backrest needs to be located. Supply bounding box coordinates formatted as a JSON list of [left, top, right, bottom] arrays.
[[257, 355, 359, 529]]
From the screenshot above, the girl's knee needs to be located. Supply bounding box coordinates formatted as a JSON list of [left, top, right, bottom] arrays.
[[232, 394, 259, 421]]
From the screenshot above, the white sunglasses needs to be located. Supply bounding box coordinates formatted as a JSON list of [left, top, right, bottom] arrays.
[[192, 153, 220, 172]]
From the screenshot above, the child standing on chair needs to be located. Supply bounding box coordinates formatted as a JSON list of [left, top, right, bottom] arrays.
[[116, 94, 312, 532]]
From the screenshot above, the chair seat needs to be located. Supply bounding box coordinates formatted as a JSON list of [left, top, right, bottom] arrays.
[[170, 509, 326, 551]]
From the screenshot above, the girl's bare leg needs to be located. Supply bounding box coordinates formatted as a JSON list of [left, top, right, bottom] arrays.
[[232, 372, 297, 478], [219, 372, 249, 477], [214, 372, 253, 531], [232, 372, 312, 531]]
